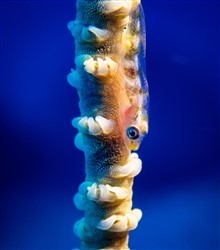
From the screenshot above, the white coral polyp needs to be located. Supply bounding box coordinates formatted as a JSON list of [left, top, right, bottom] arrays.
[[101, 0, 133, 15], [95, 115, 114, 134], [72, 115, 114, 135], [97, 209, 142, 232], [111, 153, 142, 178], [87, 183, 129, 202], [84, 57, 118, 77], [88, 26, 111, 40]]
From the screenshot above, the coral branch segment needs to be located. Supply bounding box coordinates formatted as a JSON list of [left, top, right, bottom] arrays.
[[68, 0, 148, 249]]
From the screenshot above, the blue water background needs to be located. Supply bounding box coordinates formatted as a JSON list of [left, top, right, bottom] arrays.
[[0, 0, 219, 249]]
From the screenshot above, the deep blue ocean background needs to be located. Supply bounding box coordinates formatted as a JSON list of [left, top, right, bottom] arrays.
[[0, 0, 219, 249]]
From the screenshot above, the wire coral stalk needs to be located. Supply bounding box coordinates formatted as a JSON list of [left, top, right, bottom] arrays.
[[67, 0, 148, 249]]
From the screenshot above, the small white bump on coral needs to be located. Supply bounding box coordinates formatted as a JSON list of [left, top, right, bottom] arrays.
[[84, 57, 98, 75], [95, 115, 114, 134], [87, 117, 103, 135], [86, 183, 99, 201], [87, 183, 129, 202], [97, 209, 142, 232], [81, 27, 94, 42], [127, 208, 142, 230], [84, 56, 118, 77], [67, 69, 81, 89], [68, 20, 111, 43], [111, 153, 142, 178], [88, 26, 111, 40], [110, 215, 127, 232], [81, 26, 111, 42], [72, 116, 114, 135], [97, 215, 117, 230], [72, 116, 88, 134], [100, 0, 133, 15], [109, 186, 129, 199]]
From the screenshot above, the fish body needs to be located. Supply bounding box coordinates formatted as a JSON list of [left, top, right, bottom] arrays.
[[122, 4, 149, 150]]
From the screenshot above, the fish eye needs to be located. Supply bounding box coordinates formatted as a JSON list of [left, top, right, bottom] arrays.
[[126, 126, 139, 140]]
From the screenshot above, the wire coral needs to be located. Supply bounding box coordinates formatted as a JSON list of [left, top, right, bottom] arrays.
[[67, 0, 148, 249]]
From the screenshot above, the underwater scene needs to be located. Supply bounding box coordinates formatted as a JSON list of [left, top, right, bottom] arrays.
[[0, 0, 219, 249]]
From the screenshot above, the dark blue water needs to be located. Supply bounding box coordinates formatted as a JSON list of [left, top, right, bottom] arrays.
[[0, 0, 219, 249]]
